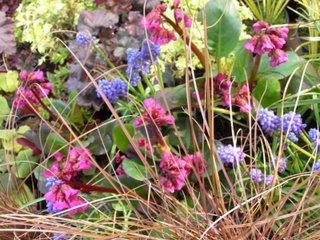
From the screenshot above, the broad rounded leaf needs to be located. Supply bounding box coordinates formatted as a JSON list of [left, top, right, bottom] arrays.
[[0, 71, 19, 92], [204, 0, 242, 58], [0, 11, 16, 55], [15, 149, 40, 178], [122, 159, 149, 181], [112, 124, 135, 152], [0, 95, 10, 125], [253, 77, 281, 107]]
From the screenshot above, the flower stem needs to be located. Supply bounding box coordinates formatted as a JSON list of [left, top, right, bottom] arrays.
[[248, 55, 262, 90]]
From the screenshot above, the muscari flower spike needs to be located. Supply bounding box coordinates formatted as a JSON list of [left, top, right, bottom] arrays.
[[96, 78, 128, 103], [76, 31, 92, 45], [271, 155, 287, 173], [258, 108, 280, 135], [312, 162, 320, 172], [308, 128, 320, 154], [217, 144, 245, 166], [281, 112, 306, 142]]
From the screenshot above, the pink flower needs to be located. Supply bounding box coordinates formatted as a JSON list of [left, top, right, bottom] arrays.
[[68, 147, 92, 171], [150, 28, 177, 45], [232, 84, 252, 112], [245, 34, 275, 55], [173, 0, 192, 28], [45, 183, 88, 216], [268, 49, 288, 67], [137, 138, 154, 154], [159, 152, 188, 193], [134, 98, 175, 127], [214, 73, 232, 106], [173, 0, 181, 7], [253, 21, 269, 33], [184, 152, 207, 175]]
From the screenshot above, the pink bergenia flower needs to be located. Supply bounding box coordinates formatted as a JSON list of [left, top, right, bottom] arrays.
[[184, 152, 207, 175], [232, 84, 252, 112], [245, 21, 289, 67], [159, 152, 188, 193], [214, 73, 232, 106], [137, 138, 154, 154], [268, 49, 288, 67], [134, 98, 175, 127], [43, 147, 93, 181], [150, 28, 177, 45], [45, 182, 88, 216], [14, 70, 52, 109]]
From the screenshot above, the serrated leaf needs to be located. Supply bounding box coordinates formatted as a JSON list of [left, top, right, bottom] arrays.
[[204, 0, 242, 58], [112, 124, 135, 152], [78, 9, 119, 31], [122, 159, 149, 181], [15, 149, 40, 178], [0, 71, 19, 92], [0, 11, 16, 55], [253, 77, 281, 107]]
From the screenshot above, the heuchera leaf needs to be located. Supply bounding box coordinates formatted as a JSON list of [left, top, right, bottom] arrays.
[[0, 95, 10, 125], [0, 11, 16, 55], [78, 9, 119, 32], [204, 0, 242, 58], [0, 70, 19, 92]]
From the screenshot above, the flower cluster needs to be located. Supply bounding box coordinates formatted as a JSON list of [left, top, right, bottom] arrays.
[[159, 151, 206, 193], [245, 21, 289, 67], [141, 1, 191, 45], [250, 168, 274, 186], [134, 98, 175, 127], [257, 109, 306, 142], [214, 73, 252, 112], [13, 70, 52, 109], [257, 108, 280, 135], [126, 39, 160, 86], [76, 31, 92, 45], [308, 128, 320, 154], [271, 155, 287, 173], [217, 144, 245, 166], [43, 147, 93, 216], [312, 162, 320, 172], [96, 78, 128, 103]]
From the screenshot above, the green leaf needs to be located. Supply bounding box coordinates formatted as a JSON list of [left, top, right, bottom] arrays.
[[232, 41, 251, 83], [257, 51, 304, 80], [0, 71, 19, 92], [253, 77, 281, 107], [0, 95, 10, 125], [122, 159, 149, 181], [15, 149, 40, 178], [44, 132, 67, 153], [112, 124, 135, 152], [204, 0, 242, 58]]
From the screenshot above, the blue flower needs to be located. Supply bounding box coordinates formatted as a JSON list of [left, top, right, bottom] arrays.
[[270, 155, 287, 173], [217, 144, 245, 166], [53, 233, 70, 240], [312, 162, 320, 172], [126, 40, 160, 87], [308, 128, 320, 154], [258, 108, 280, 135], [281, 112, 306, 142], [250, 168, 263, 183], [45, 177, 63, 191], [46, 201, 59, 214], [264, 174, 274, 186], [76, 31, 92, 45], [96, 78, 128, 103]]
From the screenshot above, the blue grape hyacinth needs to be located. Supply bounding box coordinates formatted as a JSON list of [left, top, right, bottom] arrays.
[[312, 162, 320, 172], [281, 112, 306, 142], [308, 128, 320, 154], [217, 144, 245, 166], [45, 177, 63, 191], [76, 31, 92, 45], [96, 78, 128, 103], [250, 168, 264, 183], [258, 108, 280, 135], [126, 39, 160, 87], [270, 155, 287, 173]]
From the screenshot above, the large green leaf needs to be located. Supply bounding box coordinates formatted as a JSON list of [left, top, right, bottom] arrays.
[[87, 121, 113, 155], [122, 159, 149, 181], [257, 51, 304, 80], [253, 77, 281, 107], [15, 149, 40, 178], [0, 71, 19, 92], [44, 132, 68, 153], [232, 41, 251, 83], [204, 0, 242, 58], [112, 124, 135, 152]]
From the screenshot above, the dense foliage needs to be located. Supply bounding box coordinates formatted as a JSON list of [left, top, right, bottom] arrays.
[[1, 0, 320, 239]]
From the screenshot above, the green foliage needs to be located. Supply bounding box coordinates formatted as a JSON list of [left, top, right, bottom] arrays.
[[0, 126, 30, 152], [0, 71, 19, 92], [253, 77, 281, 107], [204, 0, 242, 58], [122, 159, 150, 181], [0, 96, 10, 126], [14, 0, 94, 61], [112, 124, 135, 152], [15, 149, 40, 178]]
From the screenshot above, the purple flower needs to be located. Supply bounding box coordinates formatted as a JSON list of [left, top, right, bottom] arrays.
[[96, 78, 128, 103], [258, 108, 280, 135], [312, 162, 320, 172], [308, 128, 320, 154], [264, 174, 274, 186], [271, 155, 287, 173], [217, 144, 245, 166], [268, 49, 288, 67], [45, 177, 64, 190], [53, 233, 70, 240], [140, 39, 161, 63], [76, 31, 92, 45], [250, 168, 264, 183], [281, 112, 306, 142]]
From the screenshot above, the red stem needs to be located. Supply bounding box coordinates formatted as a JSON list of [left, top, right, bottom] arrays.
[[67, 180, 119, 194], [162, 14, 206, 67]]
